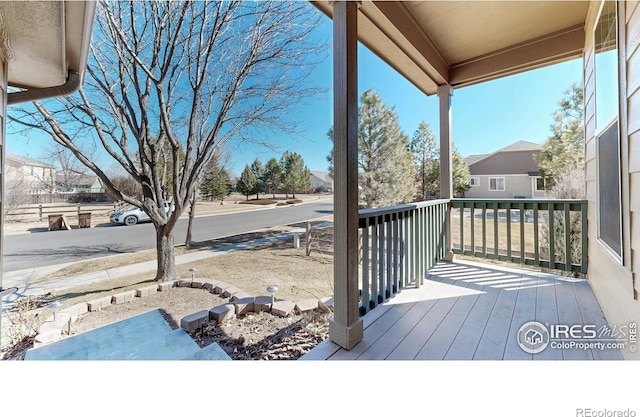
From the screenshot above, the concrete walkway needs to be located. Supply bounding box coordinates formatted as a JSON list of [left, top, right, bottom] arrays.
[[1, 228, 306, 309]]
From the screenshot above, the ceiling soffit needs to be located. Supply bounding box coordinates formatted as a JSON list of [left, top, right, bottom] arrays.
[[312, 1, 588, 95]]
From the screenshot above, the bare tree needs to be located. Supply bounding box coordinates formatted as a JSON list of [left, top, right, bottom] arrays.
[[9, 0, 325, 281]]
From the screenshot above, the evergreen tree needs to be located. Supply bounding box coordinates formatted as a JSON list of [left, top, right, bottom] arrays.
[[264, 158, 282, 199], [250, 158, 266, 199], [409, 121, 439, 198], [534, 83, 585, 188], [357, 89, 415, 208], [236, 165, 257, 200], [281, 151, 310, 198], [409, 121, 470, 198]]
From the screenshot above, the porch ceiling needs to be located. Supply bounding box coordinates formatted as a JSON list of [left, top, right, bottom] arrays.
[[312, 1, 589, 95]]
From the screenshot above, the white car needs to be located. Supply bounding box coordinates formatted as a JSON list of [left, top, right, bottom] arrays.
[[110, 202, 172, 226]]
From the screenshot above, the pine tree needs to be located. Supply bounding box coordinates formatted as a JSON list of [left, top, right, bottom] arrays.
[[534, 83, 585, 188], [264, 158, 282, 199], [250, 158, 266, 199], [357, 89, 415, 208], [281, 151, 310, 198], [236, 165, 257, 200], [409, 121, 470, 198]]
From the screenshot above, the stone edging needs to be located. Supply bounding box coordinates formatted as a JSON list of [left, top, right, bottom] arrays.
[[32, 278, 334, 348]]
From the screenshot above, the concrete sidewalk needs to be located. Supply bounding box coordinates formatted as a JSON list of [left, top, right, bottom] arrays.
[[2, 228, 307, 308]]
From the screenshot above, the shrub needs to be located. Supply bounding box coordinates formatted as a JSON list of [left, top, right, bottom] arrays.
[[238, 199, 277, 205]]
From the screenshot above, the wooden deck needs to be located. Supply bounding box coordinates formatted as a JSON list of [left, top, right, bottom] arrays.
[[301, 259, 625, 360]]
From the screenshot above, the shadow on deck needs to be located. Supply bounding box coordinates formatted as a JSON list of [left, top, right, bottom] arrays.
[[302, 259, 626, 360]]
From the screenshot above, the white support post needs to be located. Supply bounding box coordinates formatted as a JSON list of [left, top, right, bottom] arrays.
[[329, 0, 363, 350], [438, 85, 454, 261]]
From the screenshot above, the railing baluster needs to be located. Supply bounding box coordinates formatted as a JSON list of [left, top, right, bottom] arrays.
[[460, 205, 465, 254], [392, 213, 398, 294], [506, 203, 512, 262], [534, 202, 539, 265], [470, 204, 475, 256], [482, 203, 487, 257], [565, 203, 571, 272], [362, 218, 370, 314], [378, 217, 385, 304], [581, 201, 588, 274], [371, 217, 378, 309], [493, 204, 499, 259], [549, 203, 555, 270], [519, 201, 525, 264]]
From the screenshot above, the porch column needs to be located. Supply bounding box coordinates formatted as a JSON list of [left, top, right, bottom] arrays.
[[330, 0, 363, 350], [438, 85, 454, 261]]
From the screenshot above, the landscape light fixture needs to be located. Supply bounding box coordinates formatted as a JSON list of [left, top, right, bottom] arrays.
[[266, 285, 279, 304], [48, 301, 63, 321], [189, 267, 197, 283]]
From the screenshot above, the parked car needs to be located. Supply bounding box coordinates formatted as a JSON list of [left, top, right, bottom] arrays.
[[110, 201, 172, 226]]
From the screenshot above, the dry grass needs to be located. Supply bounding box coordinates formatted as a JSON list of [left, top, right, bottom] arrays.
[[38, 226, 300, 281], [45, 239, 334, 313], [450, 211, 537, 255]]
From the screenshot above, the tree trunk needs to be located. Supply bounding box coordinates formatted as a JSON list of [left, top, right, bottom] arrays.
[[155, 226, 177, 281], [185, 193, 197, 249]]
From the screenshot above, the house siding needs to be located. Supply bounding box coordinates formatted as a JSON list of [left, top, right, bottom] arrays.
[[467, 150, 539, 175], [464, 174, 535, 199], [584, 0, 639, 360]]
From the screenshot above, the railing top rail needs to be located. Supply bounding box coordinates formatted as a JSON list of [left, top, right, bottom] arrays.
[[451, 198, 587, 204], [358, 199, 450, 219]]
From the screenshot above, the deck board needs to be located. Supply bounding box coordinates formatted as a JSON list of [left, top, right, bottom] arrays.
[[473, 287, 519, 359], [571, 280, 625, 360], [502, 282, 536, 360], [303, 260, 624, 361], [443, 285, 500, 360], [554, 279, 595, 360]]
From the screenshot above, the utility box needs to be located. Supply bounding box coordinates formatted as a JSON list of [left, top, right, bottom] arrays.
[[48, 214, 64, 231], [78, 212, 91, 228], [293, 233, 301, 249]]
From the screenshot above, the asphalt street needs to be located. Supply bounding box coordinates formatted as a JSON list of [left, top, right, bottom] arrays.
[[3, 199, 333, 272]]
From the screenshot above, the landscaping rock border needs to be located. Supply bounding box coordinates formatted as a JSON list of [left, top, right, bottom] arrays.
[[33, 278, 334, 348]]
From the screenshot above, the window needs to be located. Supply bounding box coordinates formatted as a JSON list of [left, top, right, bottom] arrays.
[[595, 0, 622, 259], [489, 177, 505, 191], [470, 176, 480, 187], [535, 177, 546, 191]]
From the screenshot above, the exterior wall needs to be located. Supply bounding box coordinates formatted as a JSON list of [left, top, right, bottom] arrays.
[[584, 0, 639, 359], [464, 174, 533, 198], [468, 150, 540, 175], [5, 160, 56, 195]]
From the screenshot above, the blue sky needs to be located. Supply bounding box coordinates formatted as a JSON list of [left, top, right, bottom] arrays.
[[229, 13, 583, 176], [6, 12, 583, 178]]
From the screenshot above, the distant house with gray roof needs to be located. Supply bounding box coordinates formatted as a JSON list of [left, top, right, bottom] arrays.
[[463, 140, 545, 199]]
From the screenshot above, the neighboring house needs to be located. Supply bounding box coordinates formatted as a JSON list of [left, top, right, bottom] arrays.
[[4, 153, 57, 195], [463, 140, 546, 199], [56, 170, 103, 193], [310, 170, 333, 192]]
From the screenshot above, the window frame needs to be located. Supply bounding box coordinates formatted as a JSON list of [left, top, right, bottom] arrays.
[[594, 0, 623, 262], [470, 176, 480, 187], [488, 176, 505, 192]]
